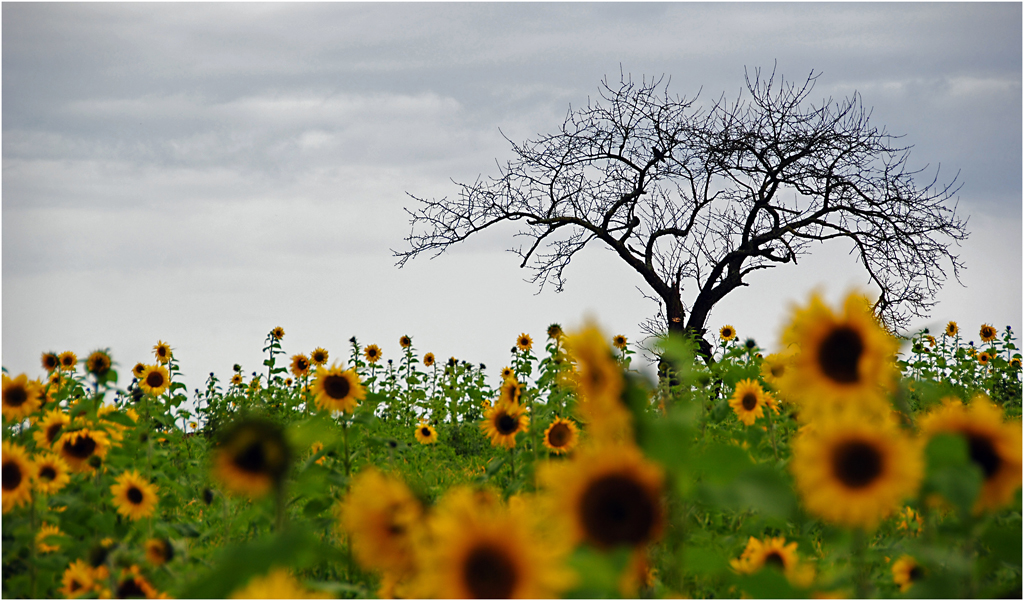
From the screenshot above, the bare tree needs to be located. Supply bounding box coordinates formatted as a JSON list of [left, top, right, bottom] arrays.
[[395, 67, 968, 359]]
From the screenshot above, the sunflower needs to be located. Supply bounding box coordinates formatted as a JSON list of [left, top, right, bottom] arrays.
[[131, 362, 147, 379], [760, 347, 797, 390], [114, 565, 161, 599], [213, 418, 291, 497], [86, 350, 112, 377], [2, 373, 43, 422], [412, 485, 574, 598], [59, 351, 78, 371], [563, 324, 630, 442], [61, 559, 96, 598], [613, 335, 628, 350], [290, 354, 311, 378], [231, 568, 331, 599], [500, 366, 514, 380], [720, 325, 737, 342], [395, 335, 410, 350], [230, 373, 244, 386], [415, 422, 438, 445], [152, 340, 172, 364], [138, 365, 170, 397], [310, 347, 329, 366], [547, 323, 564, 340], [271, 326, 285, 340], [891, 555, 924, 592], [919, 396, 1022, 512], [728, 379, 768, 426], [779, 293, 898, 418], [110, 470, 160, 520], [33, 453, 71, 495], [516, 333, 533, 352], [1012, 357, 1022, 370], [364, 344, 382, 364], [945, 321, 958, 337], [313, 364, 366, 413], [36, 523, 64, 553], [338, 467, 423, 576], [498, 378, 523, 406], [538, 442, 664, 550], [481, 400, 529, 449], [790, 417, 922, 529], [730, 536, 813, 587], [144, 538, 174, 566], [41, 352, 60, 373], [978, 351, 992, 365], [2, 441, 34, 513], [423, 352, 435, 367], [58, 428, 111, 473], [543, 417, 579, 455], [979, 324, 997, 343]]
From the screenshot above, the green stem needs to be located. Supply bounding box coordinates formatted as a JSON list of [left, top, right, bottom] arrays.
[[29, 493, 38, 598], [766, 404, 779, 462], [342, 420, 351, 479], [509, 445, 516, 483], [852, 528, 870, 599]]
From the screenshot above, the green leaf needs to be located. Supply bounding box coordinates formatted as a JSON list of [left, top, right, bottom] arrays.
[[981, 523, 1023, 565], [734, 568, 804, 598], [696, 442, 753, 484], [564, 546, 632, 598], [682, 545, 729, 575], [100, 411, 137, 428], [302, 496, 333, 518], [923, 433, 983, 515]]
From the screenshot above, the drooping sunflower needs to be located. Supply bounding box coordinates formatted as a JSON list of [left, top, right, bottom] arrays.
[[730, 536, 813, 587], [338, 467, 424, 576], [271, 326, 286, 340], [423, 352, 435, 367], [779, 293, 899, 417], [2, 441, 34, 513], [41, 352, 60, 373], [516, 333, 533, 352], [61, 559, 96, 599], [364, 344, 382, 364], [213, 418, 291, 497], [613, 335, 628, 350], [110, 470, 160, 520], [153, 340, 172, 364], [919, 396, 1022, 512], [86, 350, 112, 377], [138, 365, 170, 397], [290, 354, 311, 378], [563, 323, 630, 442], [945, 321, 959, 337], [144, 538, 174, 566], [412, 485, 574, 599], [397, 335, 411, 349], [538, 443, 664, 550], [58, 428, 111, 473], [891, 555, 925, 592], [59, 351, 78, 371], [415, 422, 438, 445], [720, 325, 737, 342], [547, 323, 564, 340], [313, 364, 366, 413], [790, 416, 922, 529], [231, 568, 331, 599], [979, 324, 997, 343], [36, 523, 64, 553], [481, 400, 530, 449], [33, 453, 71, 495], [543, 417, 579, 455], [500, 366, 515, 380], [310, 347, 329, 366], [728, 379, 768, 426], [2, 373, 43, 422]]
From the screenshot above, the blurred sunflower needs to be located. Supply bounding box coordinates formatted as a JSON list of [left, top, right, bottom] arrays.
[[919, 396, 1022, 512], [539, 443, 664, 550], [945, 321, 958, 337], [153, 340, 172, 364], [58, 428, 110, 473], [543, 417, 579, 455], [364, 344, 382, 364], [791, 417, 921, 528], [613, 335, 628, 350], [2, 441, 34, 513], [86, 350, 112, 377], [720, 325, 737, 341], [423, 352, 435, 367], [338, 467, 423, 576], [33, 453, 71, 495], [728, 379, 768, 426], [547, 323, 564, 340], [132, 362, 147, 379], [979, 324, 997, 343], [310, 347, 329, 366], [59, 351, 78, 371], [41, 352, 60, 373], [978, 351, 992, 365], [290, 354, 311, 378], [114, 565, 160, 599], [313, 364, 366, 413], [61, 559, 96, 599], [231, 568, 331, 599], [36, 523, 64, 553], [760, 348, 796, 390], [144, 538, 174, 566], [415, 422, 438, 445], [399, 335, 412, 349], [139, 365, 170, 397], [563, 324, 629, 442], [271, 326, 285, 340], [1012, 357, 1022, 369], [497, 378, 523, 406], [213, 418, 290, 497], [230, 373, 244, 386], [2, 373, 43, 421], [891, 555, 924, 592], [516, 333, 533, 352], [110, 470, 159, 520], [500, 366, 514, 380], [730, 536, 813, 587], [481, 400, 529, 449]]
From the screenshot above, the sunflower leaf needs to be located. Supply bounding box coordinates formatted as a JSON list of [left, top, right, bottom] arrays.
[[922, 433, 983, 515]]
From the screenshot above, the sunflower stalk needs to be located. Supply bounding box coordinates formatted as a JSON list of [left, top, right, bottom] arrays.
[[852, 528, 871, 598]]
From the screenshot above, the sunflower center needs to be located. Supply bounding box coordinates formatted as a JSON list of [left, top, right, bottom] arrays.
[[832, 440, 883, 489], [65, 435, 97, 459], [770, 364, 785, 378], [741, 393, 758, 411], [145, 371, 165, 389], [909, 565, 924, 581], [117, 577, 147, 599], [2, 461, 22, 490], [323, 374, 351, 400], [69, 579, 83, 593], [818, 326, 863, 384], [463, 543, 517, 599], [4, 385, 28, 408], [496, 413, 519, 435], [966, 433, 1001, 479], [46, 423, 63, 444], [547, 423, 571, 447], [297, 359, 309, 371], [39, 466, 57, 481], [234, 441, 267, 474], [580, 474, 657, 548], [127, 486, 144, 505], [764, 551, 786, 570], [421, 427, 431, 437]]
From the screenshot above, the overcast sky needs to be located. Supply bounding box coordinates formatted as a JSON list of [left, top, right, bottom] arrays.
[[3, 3, 1021, 396]]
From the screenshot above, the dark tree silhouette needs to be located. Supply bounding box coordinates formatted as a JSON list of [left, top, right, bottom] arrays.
[[395, 68, 968, 358]]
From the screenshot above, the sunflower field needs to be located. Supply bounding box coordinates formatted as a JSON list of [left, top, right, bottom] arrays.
[[2, 292, 1021, 599]]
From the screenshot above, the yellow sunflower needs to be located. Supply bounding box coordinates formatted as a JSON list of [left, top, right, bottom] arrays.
[[500, 366, 515, 380], [231, 568, 331, 599], [411, 485, 574, 599], [33, 453, 71, 495], [230, 373, 244, 386], [338, 467, 423, 576], [310, 347, 329, 366], [978, 351, 992, 365], [399, 335, 412, 349], [979, 324, 997, 343], [481, 400, 530, 449], [57, 428, 110, 473], [1012, 357, 1022, 369], [516, 333, 533, 352], [153, 340, 172, 364], [290, 354, 311, 378], [760, 347, 797, 390], [364, 344, 382, 364], [498, 378, 523, 406], [132, 362, 147, 379], [790, 416, 922, 529], [728, 379, 768, 426], [138, 364, 170, 397], [543, 417, 579, 455], [919, 396, 1022, 513], [313, 364, 366, 413], [891, 555, 924, 592], [213, 418, 291, 497], [271, 326, 285, 340], [144, 538, 174, 566], [720, 325, 737, 342], [563, 323, 630, 442], [414, 421, 438, 445], [547, 323, 564, 340], [613, 335, 628, 350], [36, 523, 64, 553], [59, 351, 78, 371], [538, 442, 664, 550], [421, 352, 435, 368], [110, 470, 160, 520], [730, 535, 814, 587], [2, 441, 34, 513], [113, 565, 161, 599], [779, 293, 898, 418], [945, 321, 958, 337], [86, 350, 112, 376], [2, 373, 43, 422], [61, 559, 96, 598], [41, 352, 60, 373]]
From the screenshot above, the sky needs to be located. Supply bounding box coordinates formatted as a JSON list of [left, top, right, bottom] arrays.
[[3, 2, 1021, 398]]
